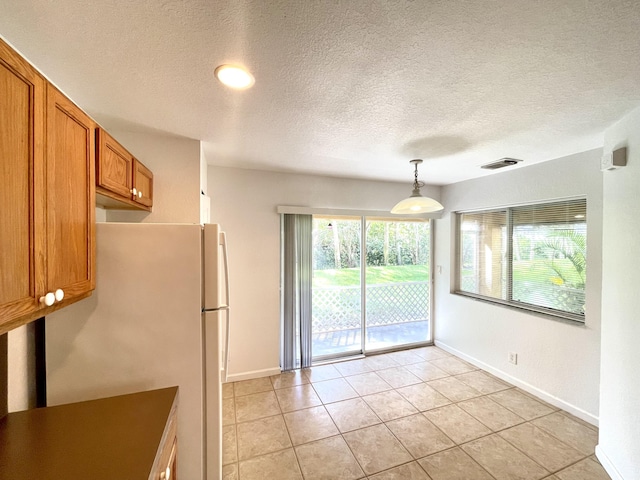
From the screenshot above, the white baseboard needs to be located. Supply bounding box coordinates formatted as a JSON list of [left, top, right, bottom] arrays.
[[225, 367, 281, 383], [435, 340, 599, 427], [595, 445, 625, 480]]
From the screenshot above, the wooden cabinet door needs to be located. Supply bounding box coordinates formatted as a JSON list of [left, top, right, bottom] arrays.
[[133, 158, 153, 208], [45, 85, 96, 300], [0, 39, 46, 329], [96, 128, 133, 198]]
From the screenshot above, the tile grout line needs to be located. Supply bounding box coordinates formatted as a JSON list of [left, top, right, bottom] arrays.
[[415, 443, 500, 480], [341, 353, 499, 478], [382, 384, 501, 480], [269, 378, 303, 477], [317, 373, 381, 478], [402, 382, 563, 480], [496, 426, 590, 476], [309, 358, 423, 478], [331, 357, 480, 477]]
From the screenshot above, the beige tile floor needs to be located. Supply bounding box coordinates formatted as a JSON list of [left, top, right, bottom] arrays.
[[222, 346, 611, 480]]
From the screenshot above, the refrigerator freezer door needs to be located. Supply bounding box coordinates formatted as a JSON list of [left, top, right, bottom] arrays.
[[204, 310, 222, 480]]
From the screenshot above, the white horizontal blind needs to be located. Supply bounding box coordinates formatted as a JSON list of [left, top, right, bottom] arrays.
[[459, 210, 508, 300], [457, 198, 587, 321], [510, 199, 586, 316]]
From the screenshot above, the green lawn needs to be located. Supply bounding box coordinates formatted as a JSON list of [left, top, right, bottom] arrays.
[[313, 264, 429, 287], [314, 259, 584, 288], [461, 259, 585, 286]]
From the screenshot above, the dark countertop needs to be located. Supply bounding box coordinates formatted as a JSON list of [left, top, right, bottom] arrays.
[[0, 386, 178, 480]]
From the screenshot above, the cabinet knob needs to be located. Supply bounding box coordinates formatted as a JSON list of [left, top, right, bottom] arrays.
[[132, 187, 137, 197], [138, 191, 142, 198], [160, 467, 171, 480], [55, 289, 65, 301], [39, 292, 55, 307]]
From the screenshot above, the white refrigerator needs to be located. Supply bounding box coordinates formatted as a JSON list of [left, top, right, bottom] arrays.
[[46, 222, 229, 480]]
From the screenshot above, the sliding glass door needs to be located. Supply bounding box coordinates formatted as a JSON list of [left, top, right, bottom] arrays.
[[365, 219, 431, 350], [311, 216, 432, 361], [312, 217, 362, 358]]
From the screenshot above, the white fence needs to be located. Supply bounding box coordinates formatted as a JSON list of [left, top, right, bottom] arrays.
[[312, 282, 430, 333]]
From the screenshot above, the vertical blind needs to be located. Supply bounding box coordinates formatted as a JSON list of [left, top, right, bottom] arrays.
[[281, 214, 313, 371], [457, 198, 587, 321]]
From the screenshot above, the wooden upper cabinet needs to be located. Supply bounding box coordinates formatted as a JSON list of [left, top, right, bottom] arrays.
[[46, 85, 96, 299], [96, 127, 153, 211], [96, 128, 133, 198], [0, 38, 96, 334], [0, 39, 46, 327], [133, 159, 153, 208]]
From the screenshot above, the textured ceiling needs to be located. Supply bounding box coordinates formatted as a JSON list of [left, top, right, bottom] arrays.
[[1, 0, 640, 184]]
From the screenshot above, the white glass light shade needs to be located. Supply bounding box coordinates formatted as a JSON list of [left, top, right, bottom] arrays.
[[391, 192, 444, 214]]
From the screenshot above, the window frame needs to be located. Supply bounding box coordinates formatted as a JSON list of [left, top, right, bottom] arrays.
[[454, 197, 587, 324]]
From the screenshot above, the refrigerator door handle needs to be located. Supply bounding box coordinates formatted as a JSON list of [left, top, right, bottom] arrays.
[[220, 231, 231, 382], [223, 308, 230, 383], [220, 232, 230, 308]]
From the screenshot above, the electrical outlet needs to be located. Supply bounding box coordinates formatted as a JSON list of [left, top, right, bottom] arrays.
[[508, 352, 518, 365]]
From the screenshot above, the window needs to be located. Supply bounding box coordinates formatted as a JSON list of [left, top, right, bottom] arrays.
[[456, 198, 586, 322]]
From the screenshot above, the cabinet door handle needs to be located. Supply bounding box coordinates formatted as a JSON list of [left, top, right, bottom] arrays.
[[132, 187, 137, 197], [39, 292, 55, 306], [160, 467, 171, 480], [138, 191, 142, 198], [39, 289, 65, 306]]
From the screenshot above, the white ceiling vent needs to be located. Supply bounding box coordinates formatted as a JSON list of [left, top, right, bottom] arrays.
[[481, 157, 523, 170]]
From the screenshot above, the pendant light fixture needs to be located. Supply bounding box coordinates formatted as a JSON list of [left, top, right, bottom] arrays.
[[391, 159, 444, 214]]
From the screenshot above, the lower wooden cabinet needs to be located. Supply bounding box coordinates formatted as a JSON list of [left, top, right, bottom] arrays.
[[156, 438, 177, 480], [153, 394, 178, 480], [0, 387, 179, 480]]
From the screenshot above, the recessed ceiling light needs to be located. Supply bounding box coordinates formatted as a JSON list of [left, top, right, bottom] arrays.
[[215, 65, 255, 90]]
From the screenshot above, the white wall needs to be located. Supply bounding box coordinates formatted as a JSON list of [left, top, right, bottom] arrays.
[[207, 166, 441, 378], [597, 105, 640, 480], [99, 128, 201, 224], [434, 149, 603, 423], [7, 325, 32, 412], [200, 143, 208, 196], [200, 143, 211, 224]]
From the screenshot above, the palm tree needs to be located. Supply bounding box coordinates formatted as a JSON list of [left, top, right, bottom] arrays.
[[536, 229, 586, 288]]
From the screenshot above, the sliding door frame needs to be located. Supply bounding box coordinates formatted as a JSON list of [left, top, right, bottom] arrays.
[[311, 215, 434, 363]]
